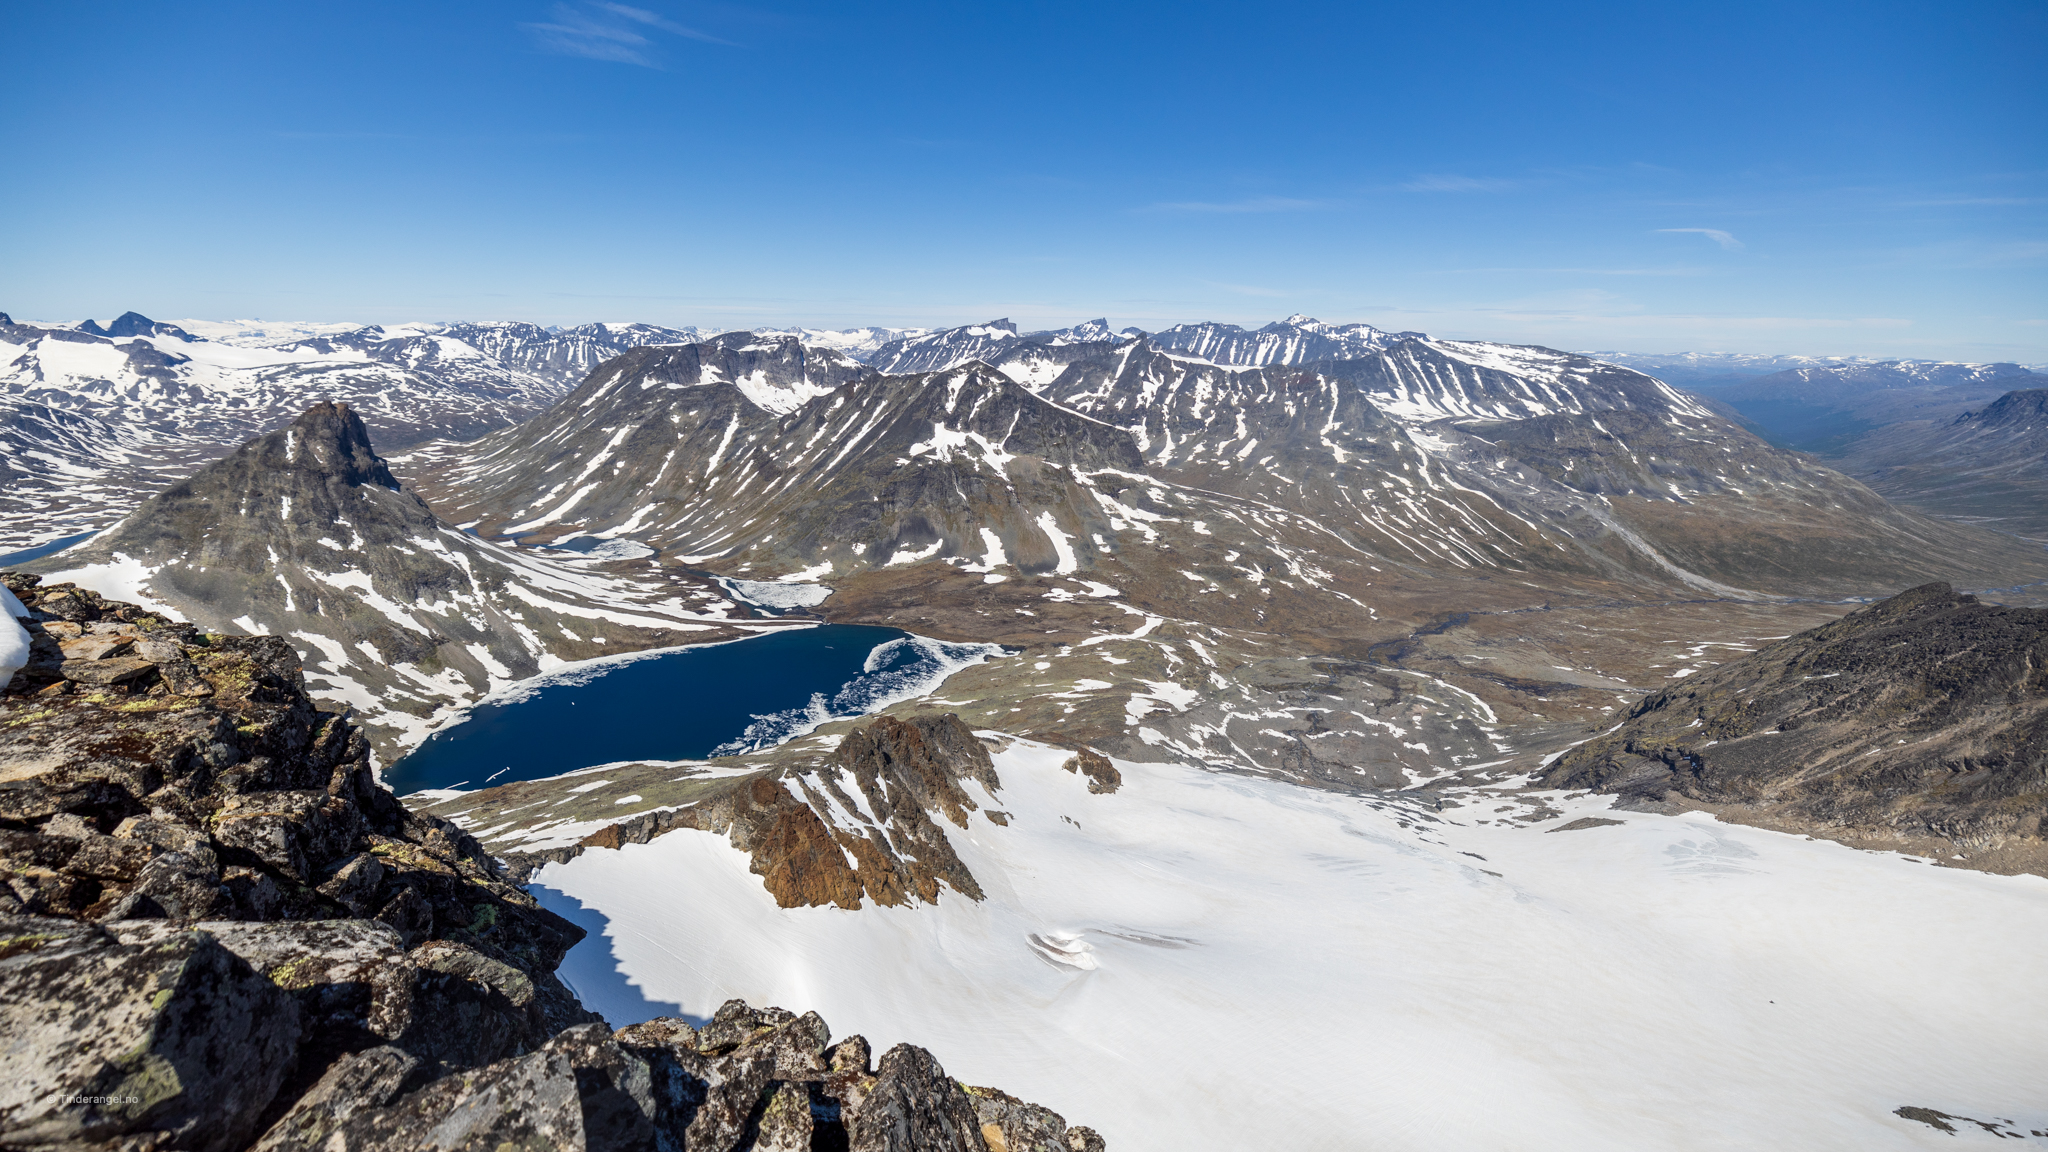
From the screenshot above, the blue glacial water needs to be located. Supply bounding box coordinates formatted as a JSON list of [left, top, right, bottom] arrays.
[[382, 624, 1003, 795], [0, 530, 97, 567]]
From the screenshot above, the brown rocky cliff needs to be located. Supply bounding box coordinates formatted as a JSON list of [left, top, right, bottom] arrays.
[[570, 713, 1006, 910]]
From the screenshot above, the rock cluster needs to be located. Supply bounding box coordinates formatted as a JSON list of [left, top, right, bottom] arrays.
[[0, 574, 1104, 1150], [247, 999, 1103, 1152]]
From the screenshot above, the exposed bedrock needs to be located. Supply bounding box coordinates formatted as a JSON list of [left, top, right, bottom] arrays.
[[506, 713, 1020, 911], [1543, 581, 2048, 872], [0, 575, 1101, 1150]]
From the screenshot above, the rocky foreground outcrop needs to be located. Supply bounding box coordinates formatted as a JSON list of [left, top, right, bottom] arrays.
[[0, 573, 1102, 1150], [1542, 581, 2047, 874]]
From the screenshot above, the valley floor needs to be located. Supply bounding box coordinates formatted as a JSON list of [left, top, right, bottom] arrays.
[[532, 739, 2048, 1151]]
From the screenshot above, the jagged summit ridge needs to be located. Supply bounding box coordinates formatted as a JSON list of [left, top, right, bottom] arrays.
[[419, 354, 1145, 580]]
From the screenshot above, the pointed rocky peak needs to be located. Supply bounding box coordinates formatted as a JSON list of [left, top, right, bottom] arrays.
[[275, 401, 404, 490], [1042, 318, 1118, 344], [86, 311, 202, 343], [104, 311, 158, 338]]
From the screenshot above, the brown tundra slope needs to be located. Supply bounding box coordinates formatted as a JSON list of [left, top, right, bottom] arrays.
[[1542, 582, 2047, 874]]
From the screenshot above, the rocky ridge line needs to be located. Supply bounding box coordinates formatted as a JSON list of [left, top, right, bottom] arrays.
[[1541, 581, 2047, 875], [0, 573, 1103, 1150]]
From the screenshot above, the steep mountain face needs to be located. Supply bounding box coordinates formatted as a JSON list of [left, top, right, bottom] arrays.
[[1031, 337, 2038, 596], [0, 575, 1101, 1152], [413, 334, 871, 541], [422, 343, 1145, 581], [27, 403, 760, 756], [1541, 582, 2047, 874], [1146, 314, 1420, 365], [865, 319, 1026, 374], [1837, 388, 2048, 540]]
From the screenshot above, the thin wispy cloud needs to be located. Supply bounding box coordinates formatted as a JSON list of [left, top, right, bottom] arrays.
[[1440, 266, 1704, 277], [1403, 174, 1518, 193], [1144, 196, 1326, 214], [1657, 227, 1744, 250], [593, 3, 729, 43], [1898, 196, 2044, 208], [521, 2, 730, 67]]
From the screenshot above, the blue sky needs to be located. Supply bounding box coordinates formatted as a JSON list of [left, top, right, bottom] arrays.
[[3, 0, 2042, 359]]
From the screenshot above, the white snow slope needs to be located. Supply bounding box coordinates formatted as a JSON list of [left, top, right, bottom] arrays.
[[535, 738, 2048, 1151]]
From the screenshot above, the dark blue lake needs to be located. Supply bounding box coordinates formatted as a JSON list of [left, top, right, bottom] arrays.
[[383, 624, 1003, 795], [0, 530, 97, 568]]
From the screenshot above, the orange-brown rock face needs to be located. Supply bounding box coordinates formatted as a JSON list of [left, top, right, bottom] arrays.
[[1062, 749, 1122, 794], [517, 713, 1017, 910]]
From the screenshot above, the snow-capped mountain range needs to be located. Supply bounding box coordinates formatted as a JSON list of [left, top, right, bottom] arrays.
[[9, 302, 2048, 1152], [381, 323, 2046, 788], [11, 304, 2043, 590], [0, 312, 705, 552]]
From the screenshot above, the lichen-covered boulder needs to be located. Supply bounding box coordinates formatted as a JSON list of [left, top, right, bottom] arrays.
[[845, 1044, 989, 1152], [256, 1023, 657, 1152], [0, 918, 300, 1151]]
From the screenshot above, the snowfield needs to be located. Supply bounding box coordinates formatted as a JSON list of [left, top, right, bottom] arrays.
[[535, 738, 2048, 1151]]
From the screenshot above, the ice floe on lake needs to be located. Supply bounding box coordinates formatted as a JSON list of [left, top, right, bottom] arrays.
[[709, 634, 1006, 756]]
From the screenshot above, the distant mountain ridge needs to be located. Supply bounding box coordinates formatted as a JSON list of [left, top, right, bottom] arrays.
[[11, 304, 2044, 570], [1579, 349, 2043, 389], [412, 327, 2045, 603], [0, 312, 702, 552], [1148, 314, 1422, 365], [1837, 387, 2048, 539]]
